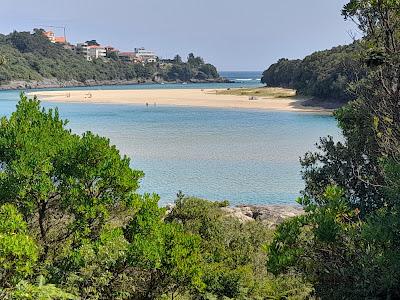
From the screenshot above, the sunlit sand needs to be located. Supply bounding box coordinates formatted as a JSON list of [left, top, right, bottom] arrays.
[[30, 88, 331, 113]]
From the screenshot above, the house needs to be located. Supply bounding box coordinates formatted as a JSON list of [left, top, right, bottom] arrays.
[[43, 31, 67, 44], [77, 43, 106, 61], [88, 45, 106, 60], [43, 31, 56, 43], [105, 46, 119, 58], [63, 43, 76, 52], [118, 51, 139, 63], [134, 47, 158, 63], [54, 36, 66, 44], [76, 43, 90, 60]]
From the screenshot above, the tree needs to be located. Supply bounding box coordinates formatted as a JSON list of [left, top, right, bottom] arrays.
[[300, 101, 386, 216], [51, 225, 134, 299], [9, 276, 77, 300], [106, 50, 119, 61], [261, 43, 366, 102], [0, 204, 38, 289], [166, 64, 192, 81], [342, 0, 400, 171], [187, 53, 204, 68], [173, 54, 182, 64], [261, 58, 301, 88], [124, 195, 205, 299], [0, 93, 144, 261], [166, 197, 312, 299], [300, 0, 400, 216], [85, 40, 100, 46], [268, 1, 400, 298], [198, 63, 219, 79]]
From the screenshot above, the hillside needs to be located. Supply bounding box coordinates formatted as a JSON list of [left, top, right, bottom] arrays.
[[0, 30, 224, 89], [261, 43, 366, 105]]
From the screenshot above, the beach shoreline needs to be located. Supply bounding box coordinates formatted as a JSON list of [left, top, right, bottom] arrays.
[[0, 77, 232, 91], [29, 88, 333, 114]]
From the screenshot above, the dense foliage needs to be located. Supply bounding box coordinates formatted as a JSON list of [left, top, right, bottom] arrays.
[[3, 1, 400, 299], [0, 29, 220, 86], [0, 95, 311, 299], [268, 0, 400, 298], [261, 43, 366, 102]]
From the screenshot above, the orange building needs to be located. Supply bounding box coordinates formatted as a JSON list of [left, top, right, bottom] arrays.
[[54, 36, 66, 44], [43, 31, 66, 44], [43, 31, 56, 43]]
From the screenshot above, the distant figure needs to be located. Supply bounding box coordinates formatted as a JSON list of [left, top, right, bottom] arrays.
[[146, 102, 149, 107]]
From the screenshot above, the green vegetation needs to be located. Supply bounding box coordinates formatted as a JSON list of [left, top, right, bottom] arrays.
[[268, 0, 400, 298], [0, 94, 311, 299], [2, 1, 400, 299], [216, 87, 296, 98], [0, 29, 220, 86], [261, 43, 366, 102]]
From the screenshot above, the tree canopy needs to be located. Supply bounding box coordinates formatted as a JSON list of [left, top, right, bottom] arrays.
[[261, 43, 366, 102], [0, 30, 220, 85], [268, 1, 400, 298]]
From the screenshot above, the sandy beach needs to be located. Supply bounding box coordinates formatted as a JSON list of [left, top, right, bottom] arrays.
[[29, 88, 331, 113]]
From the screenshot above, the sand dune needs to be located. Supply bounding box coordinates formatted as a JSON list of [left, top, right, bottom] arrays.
[[29, 88, 331, 113]]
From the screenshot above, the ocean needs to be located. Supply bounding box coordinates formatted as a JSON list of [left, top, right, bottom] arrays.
[[0, 72, 341, 206]]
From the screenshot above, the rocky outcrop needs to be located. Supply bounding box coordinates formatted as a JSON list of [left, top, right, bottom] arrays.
[[221, 205, 304, 228], [0, 77, 232, 91]]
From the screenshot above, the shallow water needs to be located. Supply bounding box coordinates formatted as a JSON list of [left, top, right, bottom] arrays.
[[0, 73, 341, 206]]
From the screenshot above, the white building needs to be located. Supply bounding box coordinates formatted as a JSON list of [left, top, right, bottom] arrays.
[[134, 47, 158, 63], [77, 43, 107, 61], [88, 46, 106, 60]]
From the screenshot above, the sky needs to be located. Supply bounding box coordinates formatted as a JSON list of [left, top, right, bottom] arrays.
[[0, 0, 358, 71]]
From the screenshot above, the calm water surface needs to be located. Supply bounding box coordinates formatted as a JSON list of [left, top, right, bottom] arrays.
[[0, 72, 341, 205]]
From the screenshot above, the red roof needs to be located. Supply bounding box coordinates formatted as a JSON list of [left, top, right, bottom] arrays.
[[43, 31, 54, 37], [119, 52, 136, 56], [88, 45, 104, 49], [54, 37, 66, 44]]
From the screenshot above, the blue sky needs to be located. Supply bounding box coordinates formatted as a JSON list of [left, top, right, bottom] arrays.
[[0, 0, 358, 71]]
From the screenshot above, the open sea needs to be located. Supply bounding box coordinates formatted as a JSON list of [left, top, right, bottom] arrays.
[[0, 72, 341, 206]]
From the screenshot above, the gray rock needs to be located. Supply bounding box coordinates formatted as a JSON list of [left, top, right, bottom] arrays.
[[222, 204, 304, 228], [0, 77, 233, 91]]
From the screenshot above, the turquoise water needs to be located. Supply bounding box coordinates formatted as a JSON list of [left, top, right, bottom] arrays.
[[0, 72, 341, 206]]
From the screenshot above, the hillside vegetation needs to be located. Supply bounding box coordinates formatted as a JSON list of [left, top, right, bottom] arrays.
[[268, 0, 400, 298], [1, 0, 400, 299], [0, 30, 220, 87], [261, 43, 366, 102]]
